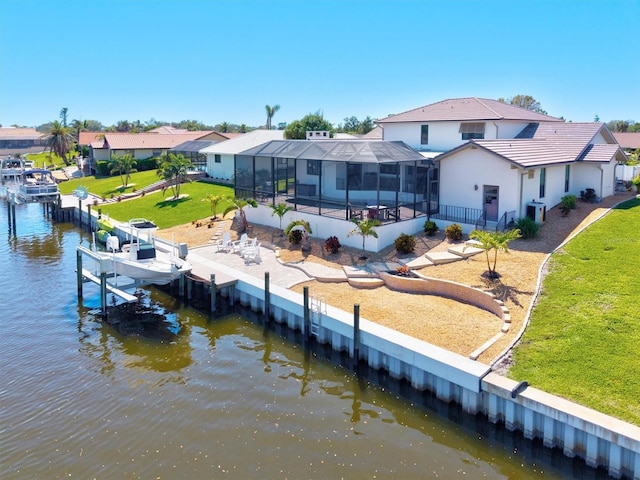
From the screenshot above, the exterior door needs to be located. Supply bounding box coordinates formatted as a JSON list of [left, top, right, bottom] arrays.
[[483, 185, 499, 222]]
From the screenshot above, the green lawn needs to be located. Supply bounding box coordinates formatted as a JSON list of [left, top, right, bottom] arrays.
[[97, 181, 234, 229], [509, 198, 640, 425], [59, 170, 161, 197]]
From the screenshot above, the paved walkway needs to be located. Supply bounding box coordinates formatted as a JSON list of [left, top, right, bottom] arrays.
[[188, 244, 347, 288]]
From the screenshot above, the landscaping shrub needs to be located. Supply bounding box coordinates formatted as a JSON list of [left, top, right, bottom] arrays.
[[96, 160, 110, 177], [288, 229, 303, 245], [137, 156, 160, 172], [515, 216, 540, 239], [444, 223, 463, 242], [394, 233, 416, 254], [324, 236, 341, 254], [580, 188, 597, 202], [423, 220, 438, 236], [560, 194, 576, 216]]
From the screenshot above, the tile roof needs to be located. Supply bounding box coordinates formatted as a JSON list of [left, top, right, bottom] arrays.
[[376, 97, 564, 124], [199, 129, 284, 155], [0, 127, 45, 140], [438, 122, 624, 168], [102, 132, 209, 150], [613, 132, 640, 149]]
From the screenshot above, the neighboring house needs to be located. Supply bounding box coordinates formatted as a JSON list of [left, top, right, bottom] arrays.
[[90, 131, 218, 162], [612, 132, 640, 153], [200, 129, 284, 182], [169, 140, 221, 172], [0, 127, 46, 157]]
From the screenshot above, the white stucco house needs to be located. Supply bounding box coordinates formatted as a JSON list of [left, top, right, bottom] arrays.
[[233, 97, 627, 251], [377, 97, 626, 230], [200, 129, 284, 182]]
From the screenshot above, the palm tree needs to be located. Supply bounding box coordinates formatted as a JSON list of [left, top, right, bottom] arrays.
[[265, 104, 280, 130], [348, 217, 381, 260], [222, 197, 258, 232], [71, 119, 89, 141], [468, 228, 522, 279], [108, 153, 137, 188], [157, 153, 194, 200], [44, 120, 74, 166], [269, 202, 294, 235], [202, 193, 226, 219], [284, 219, 313, 250]]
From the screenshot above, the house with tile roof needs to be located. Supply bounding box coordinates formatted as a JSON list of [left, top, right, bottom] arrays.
[[89, 131, 220, 162], [613, 132, 640, 152], [0, 127, 47, 157], [376, 97, 564, 154], [434, 122, 626, 228]]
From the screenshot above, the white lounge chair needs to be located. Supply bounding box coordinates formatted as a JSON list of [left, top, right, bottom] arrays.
[[215, 231, 233, 252], [242, 239, 261, 264], [232, 233, 248, 254]]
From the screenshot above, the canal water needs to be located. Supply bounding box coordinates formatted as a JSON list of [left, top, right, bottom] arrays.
[[1, 200, 610, 479]]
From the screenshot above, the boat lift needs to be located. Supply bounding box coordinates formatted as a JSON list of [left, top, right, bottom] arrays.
[[76, 245, 139, 317]]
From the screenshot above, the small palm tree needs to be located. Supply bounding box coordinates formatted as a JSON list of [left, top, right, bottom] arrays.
[[202, 193, 226, 219], [157, 153, 193, 200], [284, 219, 313, 250], [109, 153, 137, 188], [44, 120, 74, 166], [468, 228, 522, 279], [265, 104, 280, 130], [222, 197, 258, 231], [269, 202, 294, 235], [348, 217, 381, 260]]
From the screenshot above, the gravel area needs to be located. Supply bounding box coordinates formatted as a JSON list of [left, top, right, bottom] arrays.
[[157, 192, 635, 365]]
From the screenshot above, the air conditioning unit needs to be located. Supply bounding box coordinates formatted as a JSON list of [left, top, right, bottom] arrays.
[[526, 201, 546, 223]]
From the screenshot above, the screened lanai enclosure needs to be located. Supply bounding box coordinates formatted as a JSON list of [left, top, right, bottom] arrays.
[[234, 140, 438, 224]]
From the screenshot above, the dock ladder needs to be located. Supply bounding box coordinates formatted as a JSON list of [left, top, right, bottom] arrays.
[[310, 296, 326, 337]]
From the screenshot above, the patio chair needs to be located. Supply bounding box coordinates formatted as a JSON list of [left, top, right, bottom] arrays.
[[231, 233, 248, 254], [215, 231, 233, 252], [242, 240, 261, 264]]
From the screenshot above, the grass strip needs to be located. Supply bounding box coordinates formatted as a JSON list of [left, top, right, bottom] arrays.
[[509, 198, 640, 424]]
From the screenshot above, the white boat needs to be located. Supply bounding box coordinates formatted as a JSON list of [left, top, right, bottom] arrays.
[[7, 169, 60, 203], [1, 156, 30, 179], [89, 218, 192, 285]]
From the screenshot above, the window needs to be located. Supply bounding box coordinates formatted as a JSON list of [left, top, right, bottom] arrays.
[[420, 125, 429, 145], [214, 154, 221, 164], [459, 122, 485, 140], [539, 167, 546, 198], [564, 165, 570, 192], [307, 159, 321, 175]]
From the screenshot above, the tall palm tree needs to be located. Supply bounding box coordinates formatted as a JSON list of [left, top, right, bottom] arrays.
[[71, 119, 89, 142], [265, 104, 280, 130], [348, 217, 381, 260], [468, 228, 522, 279], [222, 197, 258, 232], [157, 153, 193, 200], [45, 120, 74, 166]]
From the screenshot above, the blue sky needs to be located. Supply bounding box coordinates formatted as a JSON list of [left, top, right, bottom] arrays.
[[1, 0, 638, 129]]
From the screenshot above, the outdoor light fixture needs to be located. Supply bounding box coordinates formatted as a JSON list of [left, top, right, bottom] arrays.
[[474, 184, 478, 191]]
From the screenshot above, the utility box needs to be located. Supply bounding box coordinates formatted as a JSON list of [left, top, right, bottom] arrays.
[[526, 201, 546, 223]]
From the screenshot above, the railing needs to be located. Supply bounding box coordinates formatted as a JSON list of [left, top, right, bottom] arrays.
[[431, 204, 483, 225], [496, 210, 517, 231], [475, 210, 486, 230]]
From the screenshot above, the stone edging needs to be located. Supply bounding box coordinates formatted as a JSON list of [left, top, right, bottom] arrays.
[[378, 271, 510, 360]]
